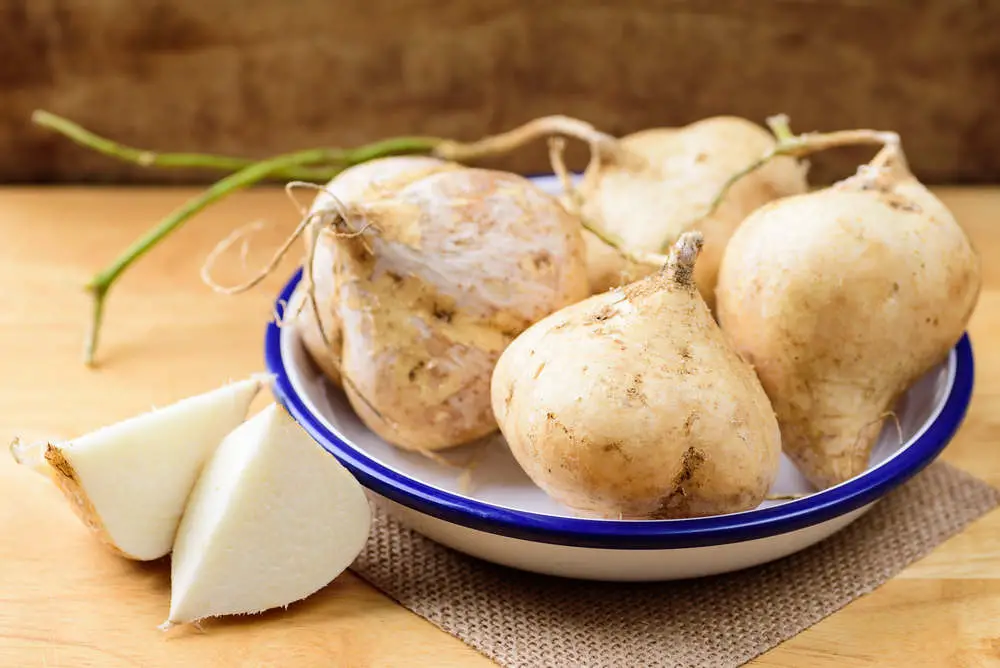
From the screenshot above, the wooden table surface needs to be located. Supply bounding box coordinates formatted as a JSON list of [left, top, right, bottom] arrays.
[[1, 185, 998, 667]]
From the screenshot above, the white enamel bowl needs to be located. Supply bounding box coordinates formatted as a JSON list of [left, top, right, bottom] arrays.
[[264, 176, 975, 582]]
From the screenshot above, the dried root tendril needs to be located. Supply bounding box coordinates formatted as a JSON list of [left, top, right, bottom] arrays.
[[849, 410, 905, 470], [285, 181, 379, 254], [548, 137, 585, 217], [885, 410, 904, 447], [412, 438, 493, 492], [200, 183, 394, 432], [199, 220, 270, 294], [547, 137, 667, 269], [435, 114, 638, 168], [271, 298, 305, 329], [413, 448, 461, 468], [200, 184, 375, 297], [455, 443, 492, 495]]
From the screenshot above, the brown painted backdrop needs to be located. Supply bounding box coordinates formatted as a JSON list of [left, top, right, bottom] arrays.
[[1, 0, 998, 185]]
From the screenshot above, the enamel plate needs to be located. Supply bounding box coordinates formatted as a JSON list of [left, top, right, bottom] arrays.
[[264, 175, 975, 582]]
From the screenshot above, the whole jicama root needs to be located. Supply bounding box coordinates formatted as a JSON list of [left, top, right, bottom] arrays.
[[491, 232, 782, 519], [714, 129, 981, 489], [575, 116, 809, 305], [290, 156, 590, 452], [292, 155, 457, 386]]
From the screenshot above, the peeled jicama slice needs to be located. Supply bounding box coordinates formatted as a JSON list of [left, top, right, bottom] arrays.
[[164, 402, 372, 628], [9, 375, 267, 561]]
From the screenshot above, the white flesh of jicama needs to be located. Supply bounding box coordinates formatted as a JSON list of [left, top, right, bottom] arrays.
[[164, 402, 372, 628], [10, 375, 268, 561]]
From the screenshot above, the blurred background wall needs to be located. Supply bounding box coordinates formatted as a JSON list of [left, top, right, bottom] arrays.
[[1, 0, 997, 186]]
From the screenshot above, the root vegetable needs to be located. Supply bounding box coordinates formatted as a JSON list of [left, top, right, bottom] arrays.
[[9, 376, 267, 560], [292, 155, 463, 387], [574, 116, 809, 304], [164, 402, 371, 628], [714, 132, 981, 489], [287, 157, 590, 453], [490, 232, 781, 519], [448, 115, 810, 306]]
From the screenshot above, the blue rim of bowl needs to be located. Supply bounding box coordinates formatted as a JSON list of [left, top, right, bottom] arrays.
[[265, 268, 975, 549]]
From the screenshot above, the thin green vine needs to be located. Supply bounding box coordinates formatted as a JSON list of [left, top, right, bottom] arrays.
[[674, 116, 900, 251], [32, 110, 446, 365], [32, 111, 342, 182]]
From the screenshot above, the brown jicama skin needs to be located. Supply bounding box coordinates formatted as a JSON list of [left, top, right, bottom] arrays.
[[491, 232, 782, 519], [715, 143, 981, 489], [295, 156, 590, 452], [576, 116, 809, 306]]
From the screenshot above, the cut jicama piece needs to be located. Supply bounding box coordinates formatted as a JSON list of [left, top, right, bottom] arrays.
[[9, 375, 268, 561], [164, 402, 372, 628]]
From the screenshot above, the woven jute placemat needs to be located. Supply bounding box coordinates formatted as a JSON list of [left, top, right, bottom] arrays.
[[351, 461, 1000, 668]]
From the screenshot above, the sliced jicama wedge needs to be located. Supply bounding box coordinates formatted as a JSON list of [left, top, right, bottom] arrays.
[[9, 375, 268, 561], [164, 402, 372, 628]]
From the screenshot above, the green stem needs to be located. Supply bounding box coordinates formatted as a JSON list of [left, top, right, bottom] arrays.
[[345, 135, 448, 165], [82, 148, 337, 365], [675, 120, 899, 250], [81, 134, 442, 366], [32, 110, 343, 182]]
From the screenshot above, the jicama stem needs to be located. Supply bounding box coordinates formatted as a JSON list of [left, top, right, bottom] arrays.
[[32, 111, 343, 182], [694, 115, 901, 230], [435, 114, 630, 165]]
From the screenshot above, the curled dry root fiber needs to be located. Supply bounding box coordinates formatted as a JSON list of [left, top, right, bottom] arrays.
[[547, 136, 668, 270], [201, 183, 512, 472], [200, 183, 389, 427]]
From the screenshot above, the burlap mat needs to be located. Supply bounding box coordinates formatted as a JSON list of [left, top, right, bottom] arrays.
[[351, 461, 1000, 668]]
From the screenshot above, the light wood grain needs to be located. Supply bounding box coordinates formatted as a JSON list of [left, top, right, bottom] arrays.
[[0, 186, 997, 667]]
